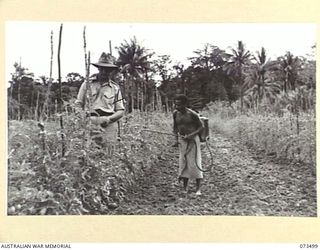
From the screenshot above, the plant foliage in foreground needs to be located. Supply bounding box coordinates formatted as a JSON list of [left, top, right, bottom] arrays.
[[8, 111, 172, 215]]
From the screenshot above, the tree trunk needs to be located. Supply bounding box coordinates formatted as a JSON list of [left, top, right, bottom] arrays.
[[35, 90, 40, 120], [141, 82, 144, 112], [136, 80, 140, 111], [239, 66, 244, 112], [240, 88, 243, 111], [131, 77, 134, 113], [155, 88, 158, 111], [165, 96, 169, 113], [18, 81, 21, 120], [9, 84, 13, 119], [144, 70, 149, 107], [151, 86, 155, 111], [156, 87, 162, 111]]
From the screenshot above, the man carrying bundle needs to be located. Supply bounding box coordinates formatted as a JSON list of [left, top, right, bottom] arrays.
[[173, 94, 204, 195], [75, 52, 125, 153]]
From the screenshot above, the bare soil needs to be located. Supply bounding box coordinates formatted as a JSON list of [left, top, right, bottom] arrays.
[[112, 132, 317, 216]]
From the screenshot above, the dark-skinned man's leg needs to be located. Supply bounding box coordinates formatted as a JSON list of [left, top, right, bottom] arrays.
[[183, 177, 189, 192], [196, 178, 201, 195]]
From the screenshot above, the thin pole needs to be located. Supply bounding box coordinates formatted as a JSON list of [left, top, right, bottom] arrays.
[[58, 24, 63, 110], [57, 23, 65, 156], [109, 40, 112, 55]]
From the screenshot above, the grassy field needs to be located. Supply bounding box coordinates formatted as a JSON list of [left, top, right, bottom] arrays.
[[205, 102, 315, 166]]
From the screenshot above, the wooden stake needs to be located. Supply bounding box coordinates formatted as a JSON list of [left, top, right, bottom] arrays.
[[109, 40, 112, 55], [57, 24, 65, 156]]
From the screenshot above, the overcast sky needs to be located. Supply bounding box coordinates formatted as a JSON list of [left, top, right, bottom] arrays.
[[5, 21, 316, 84]]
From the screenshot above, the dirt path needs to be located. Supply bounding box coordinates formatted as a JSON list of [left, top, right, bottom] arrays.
[[113, 132, 317, 216]]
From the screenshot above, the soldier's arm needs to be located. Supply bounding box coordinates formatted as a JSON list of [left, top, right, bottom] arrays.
[[109, 87, 125, 123]]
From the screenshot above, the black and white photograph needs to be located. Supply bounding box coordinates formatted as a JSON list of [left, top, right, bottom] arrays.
[[6, 21, 316, 217]]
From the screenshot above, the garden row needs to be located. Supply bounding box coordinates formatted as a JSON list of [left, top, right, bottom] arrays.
[[7, 111, 172, 215]]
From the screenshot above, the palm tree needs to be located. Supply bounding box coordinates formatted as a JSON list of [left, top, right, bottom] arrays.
[[223, 41, 251, 111], [244, 76, 281, 109], [244, 47, 280, 107], [116, 36, 153, 111], [278, 52, 300, 92]]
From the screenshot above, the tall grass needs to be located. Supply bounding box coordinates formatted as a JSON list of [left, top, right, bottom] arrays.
[[206, 102, 315, 165]]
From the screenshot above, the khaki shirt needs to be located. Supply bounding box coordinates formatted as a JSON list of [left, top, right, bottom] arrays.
[[76, 80, 125, 113]]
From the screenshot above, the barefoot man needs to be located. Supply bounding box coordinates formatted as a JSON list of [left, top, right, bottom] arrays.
[[173, 94, 204, 195]]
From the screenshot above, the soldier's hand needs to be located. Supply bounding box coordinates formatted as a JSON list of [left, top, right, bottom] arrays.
[[90, 116, 99, 125], [172, 142, 179, 147], [101, 122, 108, 128], [100, 117, 111, 128], [182, 133, 194, 140]]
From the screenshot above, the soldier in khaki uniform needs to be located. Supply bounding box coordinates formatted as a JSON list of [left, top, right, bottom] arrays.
[[76, 52, 125, 152]]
